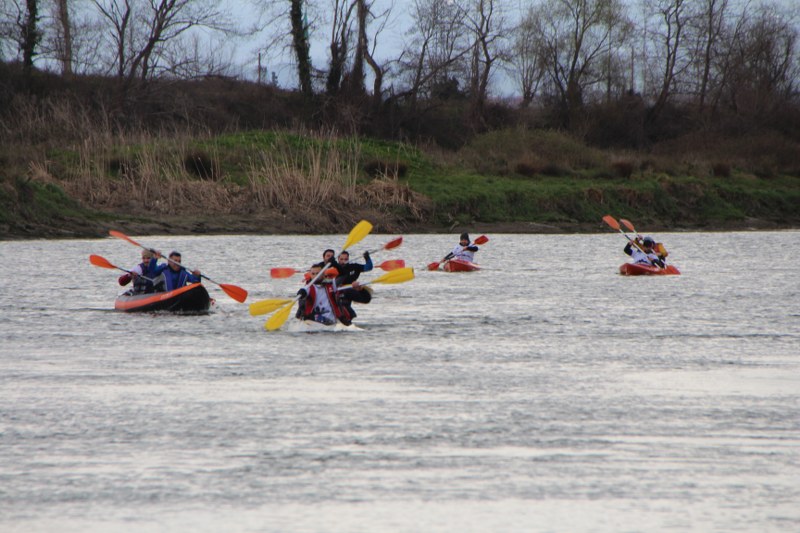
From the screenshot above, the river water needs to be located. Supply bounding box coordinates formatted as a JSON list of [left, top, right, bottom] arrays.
[[1, 231, 798, 532]]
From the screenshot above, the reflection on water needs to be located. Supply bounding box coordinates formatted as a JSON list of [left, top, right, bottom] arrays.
[[0, 231, 799, 532]]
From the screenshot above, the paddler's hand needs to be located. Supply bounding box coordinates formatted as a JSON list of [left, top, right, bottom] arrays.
[[192, 269, 201, 276], [352, 281, 362, 290]]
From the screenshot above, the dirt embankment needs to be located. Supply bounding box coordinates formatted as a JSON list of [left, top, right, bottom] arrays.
[[2, 208, 794, 241]]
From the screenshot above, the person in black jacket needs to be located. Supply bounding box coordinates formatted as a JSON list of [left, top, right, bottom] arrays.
[[335, 250, 373, 318]]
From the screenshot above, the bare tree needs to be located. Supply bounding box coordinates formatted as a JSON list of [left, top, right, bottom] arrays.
[[54, 0, 72, 74], [532, 0, 631, 128], [325, 0, 355, 95], [723, 4, 799, 117], [395, 0, 470, 107], [90, 0, 230, 86], [693, 0, 729, 110], [508, 5, 546, 107], [14, 0, 42, 73], [643, 0, 693, 124], [462, 0, 507, 121], [289, 0, 313, 95]]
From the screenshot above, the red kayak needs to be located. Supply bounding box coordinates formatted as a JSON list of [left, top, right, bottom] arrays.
[[115, 283, 212, 312], [619, 263, 681, 276], [443, 259, 481, 272]]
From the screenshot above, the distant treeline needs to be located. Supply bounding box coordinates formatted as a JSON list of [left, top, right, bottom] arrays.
[[2, 0, 799, 148]]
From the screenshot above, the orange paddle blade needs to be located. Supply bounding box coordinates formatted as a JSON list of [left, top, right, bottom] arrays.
[[602, 215, 620, 230], [378, 259, 405, 271], [218, 283, 248, 303], [473, 235, 489, 245], [427, 262, 440, 271], [270, 267, 299, 279], [383, 236, 403, 250], [89, 254, 116, 269], [109, 230, 144, 248], [620, 218, 636, 233]]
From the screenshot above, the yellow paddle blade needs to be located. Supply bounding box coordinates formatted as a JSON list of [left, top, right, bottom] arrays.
[[249, 298, 294, 316], [342, 220, 373, 252], [370, 267, 415, 285], [265, 301, 295, 331]]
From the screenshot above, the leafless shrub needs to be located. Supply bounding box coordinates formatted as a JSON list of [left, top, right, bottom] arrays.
[[363, 160, 408, 179], [612, 160, 635, 179], [712, 162, 732, 178], [184, 150, 219, 180]]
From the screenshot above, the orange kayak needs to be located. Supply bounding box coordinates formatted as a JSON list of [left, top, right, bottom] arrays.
[[619, 263, 681, 276], [114, 283, 211, 312], [443, 259, 481, 272]]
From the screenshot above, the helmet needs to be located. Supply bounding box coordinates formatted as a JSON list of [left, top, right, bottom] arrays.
[[642, 237, 655, 247], [324, 268, 339, 278]]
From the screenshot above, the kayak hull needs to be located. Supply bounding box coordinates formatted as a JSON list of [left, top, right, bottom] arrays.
[[443, 259, 481, 272], [286, 319, 362, 333], [115, 283, 211, 313], [619, 263, 681, 276]]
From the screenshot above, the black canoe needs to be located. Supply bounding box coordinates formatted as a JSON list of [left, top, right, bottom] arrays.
[[114, 283, 211, 313]]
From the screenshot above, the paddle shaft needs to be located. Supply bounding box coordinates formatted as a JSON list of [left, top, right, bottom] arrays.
[[89, 255, 155, 282]]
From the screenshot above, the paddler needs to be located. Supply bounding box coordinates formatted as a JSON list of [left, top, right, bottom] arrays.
[[295, 265, 353, 326], [151, 250, 202, 291], [336, 250, 373, 319], [624, 236, 665, 268], [446, 232, 480, 263], [118, 249, 160, 294]]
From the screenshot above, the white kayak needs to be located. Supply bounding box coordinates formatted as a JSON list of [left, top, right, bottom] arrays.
[[285, 319, 363, 333]]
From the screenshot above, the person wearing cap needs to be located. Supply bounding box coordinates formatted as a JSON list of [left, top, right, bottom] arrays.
[[151, 250, 202, 292], [446, 232, 480, 263], [295, 264, 353, 325], [624, 236, 665, 268], [118, 249, 161, 294]]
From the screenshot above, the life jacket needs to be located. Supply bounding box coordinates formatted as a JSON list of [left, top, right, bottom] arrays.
[[301, 283, 352, 325], [452, 244, 477, 262], [162, 268, 194, 291], [629, 247, 661, 265], [655, 243, 668, 260], [132, 260, 158, 293]]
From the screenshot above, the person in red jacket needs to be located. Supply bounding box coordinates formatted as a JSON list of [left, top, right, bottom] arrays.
[[295, 265, 353, 326]]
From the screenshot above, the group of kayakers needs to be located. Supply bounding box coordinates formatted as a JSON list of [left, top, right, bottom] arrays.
[[104, 218, 674, 325], [293, 249, 374, 326]]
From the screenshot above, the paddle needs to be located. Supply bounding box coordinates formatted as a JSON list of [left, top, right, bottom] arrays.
[[427, 235, 489, 271], [366, 236, 403, 254], [336, 267, 415, 291], [261, 220, 374, 331], [602, 215, 659, 268], [108, 230, 248, 303], [88, 254, 155, 282], [270, 259, 405, 279], [249, 297, 295, 316]]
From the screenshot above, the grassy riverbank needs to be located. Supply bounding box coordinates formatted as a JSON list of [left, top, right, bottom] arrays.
[[1, 127, 799, 238]]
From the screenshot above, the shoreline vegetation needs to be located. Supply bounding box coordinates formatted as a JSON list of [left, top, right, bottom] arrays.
[[1, 68, 799, 240]]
